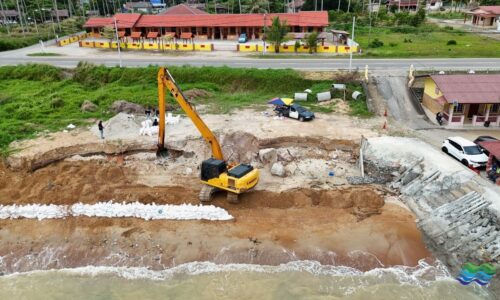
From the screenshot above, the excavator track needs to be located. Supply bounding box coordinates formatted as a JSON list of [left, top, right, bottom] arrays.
[[199, 185, 216, 202], [227, 192, 240, 204]]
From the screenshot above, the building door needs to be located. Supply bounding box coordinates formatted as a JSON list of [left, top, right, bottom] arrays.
[[468, 104, 479, 119]]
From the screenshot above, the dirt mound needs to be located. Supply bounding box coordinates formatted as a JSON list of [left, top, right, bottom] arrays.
[[184, 89, 212, 100], [259, 136, 357, 152], [349, 189, 385, 220], [90, 113, 142, 140], [220, 131, 260, 164], [80, 100, 98, 112], [211, 187, 385, 219], [0, 160, 198, 205], [110, 100, 144, 114]]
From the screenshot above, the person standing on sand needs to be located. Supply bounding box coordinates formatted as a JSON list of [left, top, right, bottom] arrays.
[[98, 120, 104, 139]]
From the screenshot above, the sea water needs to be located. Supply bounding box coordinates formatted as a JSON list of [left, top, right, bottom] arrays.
[[0, 260, 494, 300]]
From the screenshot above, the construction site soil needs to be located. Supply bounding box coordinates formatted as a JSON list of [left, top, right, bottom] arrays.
[[0, 112, 432, 275]]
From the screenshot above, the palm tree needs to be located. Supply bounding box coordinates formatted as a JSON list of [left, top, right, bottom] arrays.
[[248, 0, 268, 13]]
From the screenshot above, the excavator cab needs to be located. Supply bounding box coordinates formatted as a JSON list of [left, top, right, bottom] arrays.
[[156, 67, 259, 203], [201, 158, 227, 181]]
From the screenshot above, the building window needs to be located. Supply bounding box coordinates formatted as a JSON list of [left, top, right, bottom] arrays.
[[492, 103, 500, 113], [453, 103, 464, 114]]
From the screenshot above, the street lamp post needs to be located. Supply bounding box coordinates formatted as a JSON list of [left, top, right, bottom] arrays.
[[113, 17, 123, 68], [263, 13, 267, 55], [349, 16, 355, 72]]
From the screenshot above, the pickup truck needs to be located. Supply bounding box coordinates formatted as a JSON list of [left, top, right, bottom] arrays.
[[274, 104, 315, 121]]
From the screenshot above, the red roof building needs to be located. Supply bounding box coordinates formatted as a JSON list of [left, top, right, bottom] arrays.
[[159, 3, 208, 15], [466, 6, 500, 27], [83, 13, 142, 29], [84, 7, 328, 40], [422, 74, 500, 127]]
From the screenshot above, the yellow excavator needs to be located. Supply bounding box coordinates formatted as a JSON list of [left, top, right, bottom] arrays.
[[156, 67, 259, 203]]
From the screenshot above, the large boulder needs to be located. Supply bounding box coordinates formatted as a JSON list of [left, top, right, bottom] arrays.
[[259, 148, 277, 165], [110, 100, 144, 114], [270, 162, 286, 177], [276, 148, 294, 163], [80, 100, 98, 112]]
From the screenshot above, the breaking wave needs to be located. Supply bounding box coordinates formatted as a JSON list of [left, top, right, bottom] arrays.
[[1, 260, 493, 299], [4, 259, 452, 284]]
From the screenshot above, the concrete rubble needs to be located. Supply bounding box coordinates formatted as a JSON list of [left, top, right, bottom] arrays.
[[362, 136, 500, 272], [259, 148, 277, 165], [270, 162, 286, 177]]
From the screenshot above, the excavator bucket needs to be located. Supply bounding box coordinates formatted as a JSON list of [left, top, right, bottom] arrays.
[[156, 145, 169, 158]]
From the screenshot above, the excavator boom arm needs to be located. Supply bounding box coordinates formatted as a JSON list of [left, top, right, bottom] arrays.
[[157, 67, 224, 160]]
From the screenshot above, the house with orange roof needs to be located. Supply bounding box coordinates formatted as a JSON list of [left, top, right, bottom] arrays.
[[465, 6, 500, 27], [83, 4, 328, 41]]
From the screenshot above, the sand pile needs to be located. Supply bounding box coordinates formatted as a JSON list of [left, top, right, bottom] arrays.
[[90, 113, 143, 140]]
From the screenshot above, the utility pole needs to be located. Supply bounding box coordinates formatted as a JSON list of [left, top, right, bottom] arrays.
[[314, 0, 317, 11], [238, 0, 241, 13], [263, 13, 266, 54], [349, 16, 355, 72], [114, 17, 123, 67], [321, 0, 323, 10], [368, 0, 372, 46]]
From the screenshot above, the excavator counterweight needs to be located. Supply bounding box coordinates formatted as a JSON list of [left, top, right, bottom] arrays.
[[157, 67, 259, 203]]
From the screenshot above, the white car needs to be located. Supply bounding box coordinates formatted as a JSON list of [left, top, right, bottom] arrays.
[[442, 136, 488, 168]]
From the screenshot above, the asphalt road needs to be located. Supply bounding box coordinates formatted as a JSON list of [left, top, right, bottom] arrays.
[[2, 55, 500, 72]]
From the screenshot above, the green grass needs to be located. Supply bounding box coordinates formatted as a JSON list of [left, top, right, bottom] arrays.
[[248, 53, 346, 59], [0, 63, 370, 155], [0, 17, 85, 51], [356, 26, 500, 58], [428, 12, 465, 19], [251, 23, 500, 58], [27, 52, 64, 57]]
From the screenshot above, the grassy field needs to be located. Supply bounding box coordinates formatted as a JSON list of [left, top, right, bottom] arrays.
[[427, 12, 465, 19], [250, 25, 500, 58], [355, 26, 500, 58], [26, 52, 64, 56], [0, 17, 84, 51], [0, 64, 370, 155]]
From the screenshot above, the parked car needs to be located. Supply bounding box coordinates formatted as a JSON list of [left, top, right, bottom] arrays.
[[238, 33, 248, 43], [473, 136, 498, 156], [442, 136, 488, 168], [274, 103, 315, 121]]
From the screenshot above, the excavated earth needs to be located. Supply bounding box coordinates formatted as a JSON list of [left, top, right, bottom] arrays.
[[0, 112, 432, 274]]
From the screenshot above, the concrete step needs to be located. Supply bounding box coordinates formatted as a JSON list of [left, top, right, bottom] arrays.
[[462, 181, 483, 194], [449, 189, 465, 200]]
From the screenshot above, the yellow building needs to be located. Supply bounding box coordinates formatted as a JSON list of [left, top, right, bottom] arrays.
[[422, 74, 500, 127]]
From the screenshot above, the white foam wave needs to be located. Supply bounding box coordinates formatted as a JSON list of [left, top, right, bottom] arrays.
[[2, 260, 453, 286], [0, 202, 232, 221]]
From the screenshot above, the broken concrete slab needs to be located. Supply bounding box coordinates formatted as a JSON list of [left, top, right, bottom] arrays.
[[270, 162, 286, 177], [259, 148, 277, 165], [276, 148, 294, 163]]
